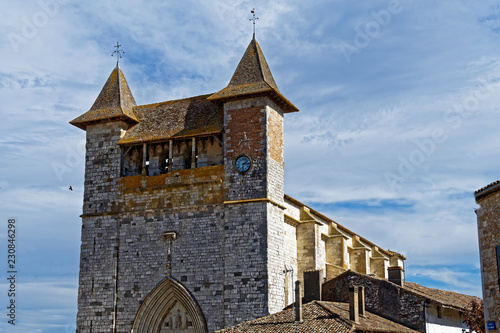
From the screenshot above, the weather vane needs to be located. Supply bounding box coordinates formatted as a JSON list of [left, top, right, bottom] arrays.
[[249, 9, 258, 36], [111, 42, 125, 65]]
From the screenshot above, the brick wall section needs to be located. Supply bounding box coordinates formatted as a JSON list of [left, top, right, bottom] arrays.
[[224, 100, 266, 202], [476, 190, 500, 332], [322, 272, 425, 331], [267, 104, 283, 164]]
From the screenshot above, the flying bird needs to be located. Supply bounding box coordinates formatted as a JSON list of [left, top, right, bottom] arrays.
[[69, 186, 73, 191]]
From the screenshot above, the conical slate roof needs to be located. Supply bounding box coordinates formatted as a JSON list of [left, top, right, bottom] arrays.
[[70, 65, 138, 130], [209, 36, 298, 113]]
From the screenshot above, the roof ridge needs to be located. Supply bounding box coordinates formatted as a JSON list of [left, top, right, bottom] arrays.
[[253, 38, 279, 92], [134, 93, 215, 109], [116, 64, 123, 111], [254, 36, 264, 80]]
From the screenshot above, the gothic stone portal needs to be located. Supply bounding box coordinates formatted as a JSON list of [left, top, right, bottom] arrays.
[[132, 278, 207, 333]]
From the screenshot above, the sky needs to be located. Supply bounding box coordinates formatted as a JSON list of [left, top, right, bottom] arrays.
[[1, 0, 499, 332]]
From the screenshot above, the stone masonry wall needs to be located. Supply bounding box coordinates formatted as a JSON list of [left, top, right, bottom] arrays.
[[77, 121, 128, 332], [476, 190, 500, 332], [116, 166, 225, 332], [322, 272, 425, 331], [221, 97, 288, 323], [82, 122, 127, 216], [78, 163, 226, 333], [283, 220, 298, 307], [222, 202, 269, 326], [266, 203, 286, 314], [350, 248, 369, 274], [297, 222, 318, 287], [77, 215, 120, 332]]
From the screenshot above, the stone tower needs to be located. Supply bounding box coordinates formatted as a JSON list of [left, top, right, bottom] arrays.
[[70, 36, 298, 333], [208, 35, 298, 320], [475, 182, 500, 332]]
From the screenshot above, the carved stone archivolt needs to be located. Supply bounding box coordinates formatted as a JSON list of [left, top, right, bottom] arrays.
[[131, 278, 207, 333]]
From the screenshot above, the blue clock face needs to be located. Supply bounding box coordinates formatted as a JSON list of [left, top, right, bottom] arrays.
[[235, 155, 251, 173]]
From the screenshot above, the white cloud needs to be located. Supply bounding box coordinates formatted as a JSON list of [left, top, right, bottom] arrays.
[[0, 280, 78, 333], [409, 267, 482, 297]]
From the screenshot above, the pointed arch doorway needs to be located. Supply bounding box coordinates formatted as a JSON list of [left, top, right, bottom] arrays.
[[131, 278, 207, 333]]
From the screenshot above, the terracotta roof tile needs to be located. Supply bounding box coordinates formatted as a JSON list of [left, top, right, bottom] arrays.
[[118, 94, 223, 145], [403, 281, 481, 311], [216, 301, 420, 333], [216, 301, 352, 333], [319, 302, 420, 333], [475, 179, 500, 200], [70, 65, 138, 129]]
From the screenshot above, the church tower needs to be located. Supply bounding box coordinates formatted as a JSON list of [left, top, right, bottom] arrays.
[[71, 33, 407, 333], [70, 64, 139, 332], [71, 36, 298, 333], [209, 35, 298, 321]]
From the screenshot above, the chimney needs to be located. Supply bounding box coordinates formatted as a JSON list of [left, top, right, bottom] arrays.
[[388, 266, 405, 286], [358, 285, 365, 317], [295, 281, 302, 322], [303, 270, 323, 303], [349, 286, 359, 323]]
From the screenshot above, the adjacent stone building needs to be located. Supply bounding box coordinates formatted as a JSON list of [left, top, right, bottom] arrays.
[[323, 271, 480, 332], [218, 270, 480, 333], [216, 299, 421, 333], [71, 36, 406, 333], [475, 181, 500, 332]]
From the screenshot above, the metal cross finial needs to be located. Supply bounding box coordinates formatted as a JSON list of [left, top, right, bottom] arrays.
[[111, 42, 125, 66], [249, 9, 258, 37]]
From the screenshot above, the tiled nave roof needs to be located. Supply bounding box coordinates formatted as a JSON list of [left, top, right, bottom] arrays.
[[216, 301, 420, 333]]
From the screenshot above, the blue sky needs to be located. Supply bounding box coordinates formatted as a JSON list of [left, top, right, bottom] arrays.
[[1, 0, 500, 332]]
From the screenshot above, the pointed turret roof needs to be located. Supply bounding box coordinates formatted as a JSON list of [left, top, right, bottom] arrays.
[[208, 36, 298, 113], [70, 65, 138, 130]]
